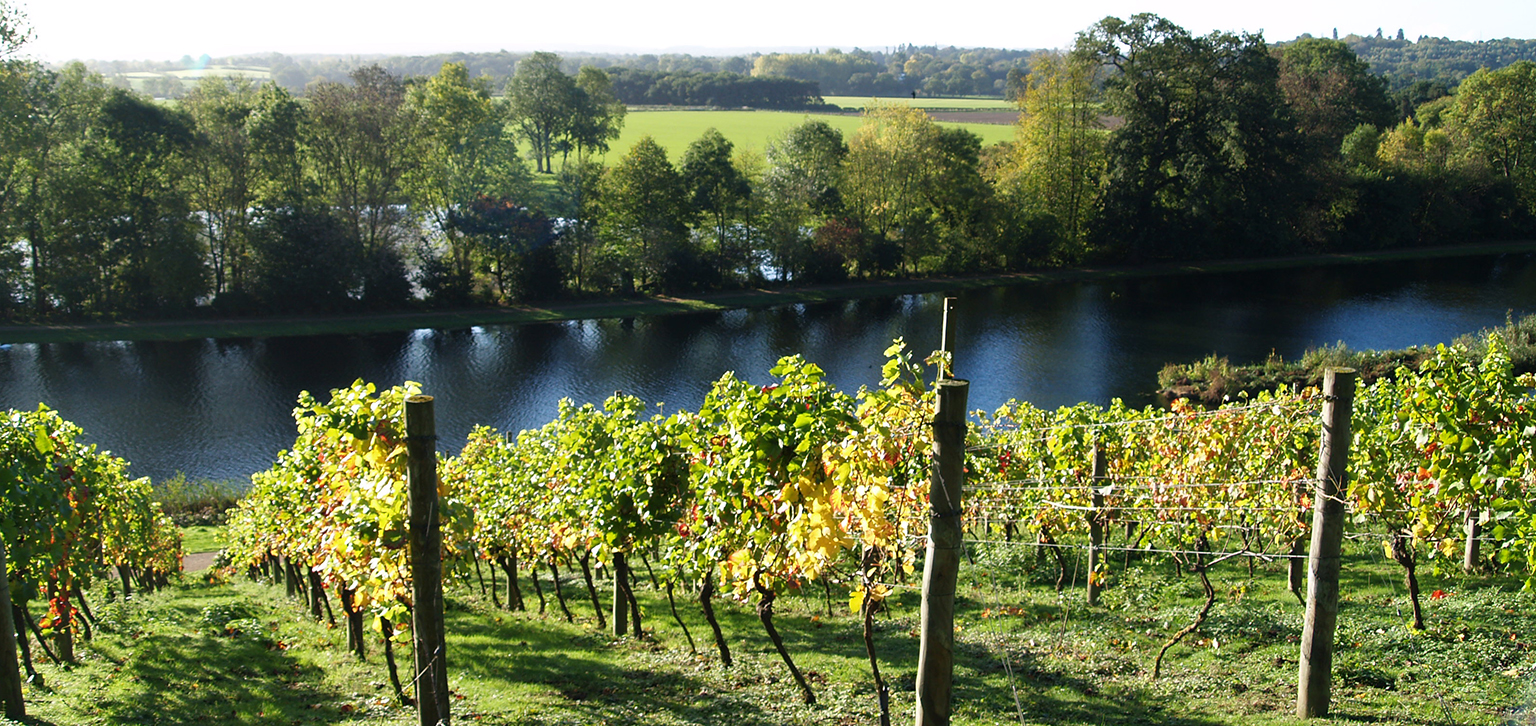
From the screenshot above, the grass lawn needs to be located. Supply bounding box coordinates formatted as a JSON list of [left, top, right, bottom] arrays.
[[180, 525, 227, 554], [823, 95, 1017, 110], [599, 109, 1015, 163], [9, 540, 1534, 725]]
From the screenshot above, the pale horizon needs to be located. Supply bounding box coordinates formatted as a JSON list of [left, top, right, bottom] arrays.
[[24, 0, 1536, 64]]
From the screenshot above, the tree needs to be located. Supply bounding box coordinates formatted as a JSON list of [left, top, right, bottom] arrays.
[[304, 65, 415, 307], [91, 89, 206, 311], [182, 76, 260, 298], [600, 136, 692, 292], [507, 52, 577, 174], [842, 103, 941, 273], [842, 103, 987, 274], [1453, 61, 1536, 213], [1077, 14, 1304, 260], [552, 161, 605, 293], [405, 62, 529, 305], [569, 66, 626, 162], [1000, 51, 1105, 262], [760, 120, 847, 280], [681, 129, 751, 285], [1277, 38, 1395, 157], [448, 197, 558, 302]]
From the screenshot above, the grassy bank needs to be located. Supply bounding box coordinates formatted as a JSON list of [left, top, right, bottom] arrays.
[[4, 240, 1535, 345], [8, 539, 1532, 725], [1159, 311, 1536, 405]]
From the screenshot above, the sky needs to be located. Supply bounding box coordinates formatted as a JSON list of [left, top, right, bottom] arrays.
[[23, 0, 1536, 63]]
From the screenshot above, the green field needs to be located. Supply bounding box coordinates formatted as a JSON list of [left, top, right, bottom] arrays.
[[599, 109, 1015, 162], [823, 95, 1017, 110]]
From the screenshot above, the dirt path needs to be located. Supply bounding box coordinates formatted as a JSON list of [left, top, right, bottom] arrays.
[[182, 551, 218, 572]]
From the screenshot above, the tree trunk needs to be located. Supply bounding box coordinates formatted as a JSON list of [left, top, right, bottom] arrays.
[[699, 572, 732, 668], [488, 558, 502, 609], [17, 605, 59, 667], [380, 616, 412, 708], [755, 582, 815, 705], [580, 552, 606, 630], [118, 564, 134, 600], [1390, 532, 1425, 631], [665, 580, 696, 653], [48, 580, 74, 665], [11, 605, 40, 686], [529, 559, 547, 615], [550, 560, 574, 623], [863, 589, 892, 726], [1152, 552, 1215, 680], [473, 554, 488, 596]]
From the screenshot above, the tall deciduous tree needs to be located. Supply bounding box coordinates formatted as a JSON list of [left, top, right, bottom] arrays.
[[182, 76, 260, 298], [1454, 61, 1536, 212], [507, 52, 576, 174], [681, 129, 751, 285], [1001, 51, 1104, 262], [1078, 14, 1304, 260], [760, 119, 847, 281], [570, 66, 626, 162], [601, 136, 692, 292], [1278, 38, 1395, 156], [304, 65, 415, 306], [405, 62, 529, 304], [843, 103, 987, 274]]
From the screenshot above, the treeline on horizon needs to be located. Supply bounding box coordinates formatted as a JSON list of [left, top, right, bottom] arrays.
[[84, 31, 1536, 104], [3, 12, 1536, 321]]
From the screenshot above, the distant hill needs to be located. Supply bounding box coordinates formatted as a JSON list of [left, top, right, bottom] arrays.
[[1336, 33, 1536, 90], [74, 34, 1536, 101]]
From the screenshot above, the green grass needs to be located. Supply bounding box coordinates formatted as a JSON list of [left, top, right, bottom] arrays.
[[823, 95, 1017, 110], [11, 541, 1534, 725], [180, 525, 227, 554], [600, 109, 1015, 162]]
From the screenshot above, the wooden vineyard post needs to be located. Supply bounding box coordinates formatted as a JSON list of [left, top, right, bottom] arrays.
[[1087, 444, 1106, 607], [612, 552, 630, 637], [1296, 368, 1355, 719], [915, 378, 969, 726], [0, 539, 25, 719], [1463, 498, 1482, 573], [937, 297, 957, 380], [406, 395, 450, 726]]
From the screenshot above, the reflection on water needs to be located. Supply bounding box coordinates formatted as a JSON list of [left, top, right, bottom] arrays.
[[4, 253, 1535, 482]]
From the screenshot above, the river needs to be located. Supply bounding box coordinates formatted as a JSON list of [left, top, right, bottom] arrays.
[[4, 252, 1536, 482]]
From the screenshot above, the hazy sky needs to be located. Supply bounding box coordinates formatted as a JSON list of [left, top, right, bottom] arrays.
[[25, 0, 1536, 62]]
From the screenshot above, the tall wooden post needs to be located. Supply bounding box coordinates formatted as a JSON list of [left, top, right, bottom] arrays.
[[937, 298, 958, 380], [612, 552, 630, 637], [0, 539, 25, 720], [1297, 368, 1355, 719], [406, 395, 450, 726], [915, 378, 969, 726], [1463, 500, 1482, 573], [1087, 445, 1106, 607]]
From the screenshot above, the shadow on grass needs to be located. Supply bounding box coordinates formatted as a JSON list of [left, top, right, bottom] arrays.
[[20, 580, 379, 726]]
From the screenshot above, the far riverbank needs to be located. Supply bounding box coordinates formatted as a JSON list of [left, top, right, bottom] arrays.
[[4, 240, 1535, 345]]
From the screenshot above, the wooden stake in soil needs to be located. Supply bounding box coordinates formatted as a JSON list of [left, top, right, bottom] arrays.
[[915, 378, 969, 726], [1296, 368, 1355, 719], [937, 297, 957, 380], [406, 395, 450, 726], [1087, 444, 1106, 607], [612, 552, 631, 637], [0, 539, 26, 719]]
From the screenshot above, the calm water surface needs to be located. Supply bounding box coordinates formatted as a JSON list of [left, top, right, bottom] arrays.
[[4, 253, 1536, 482]]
